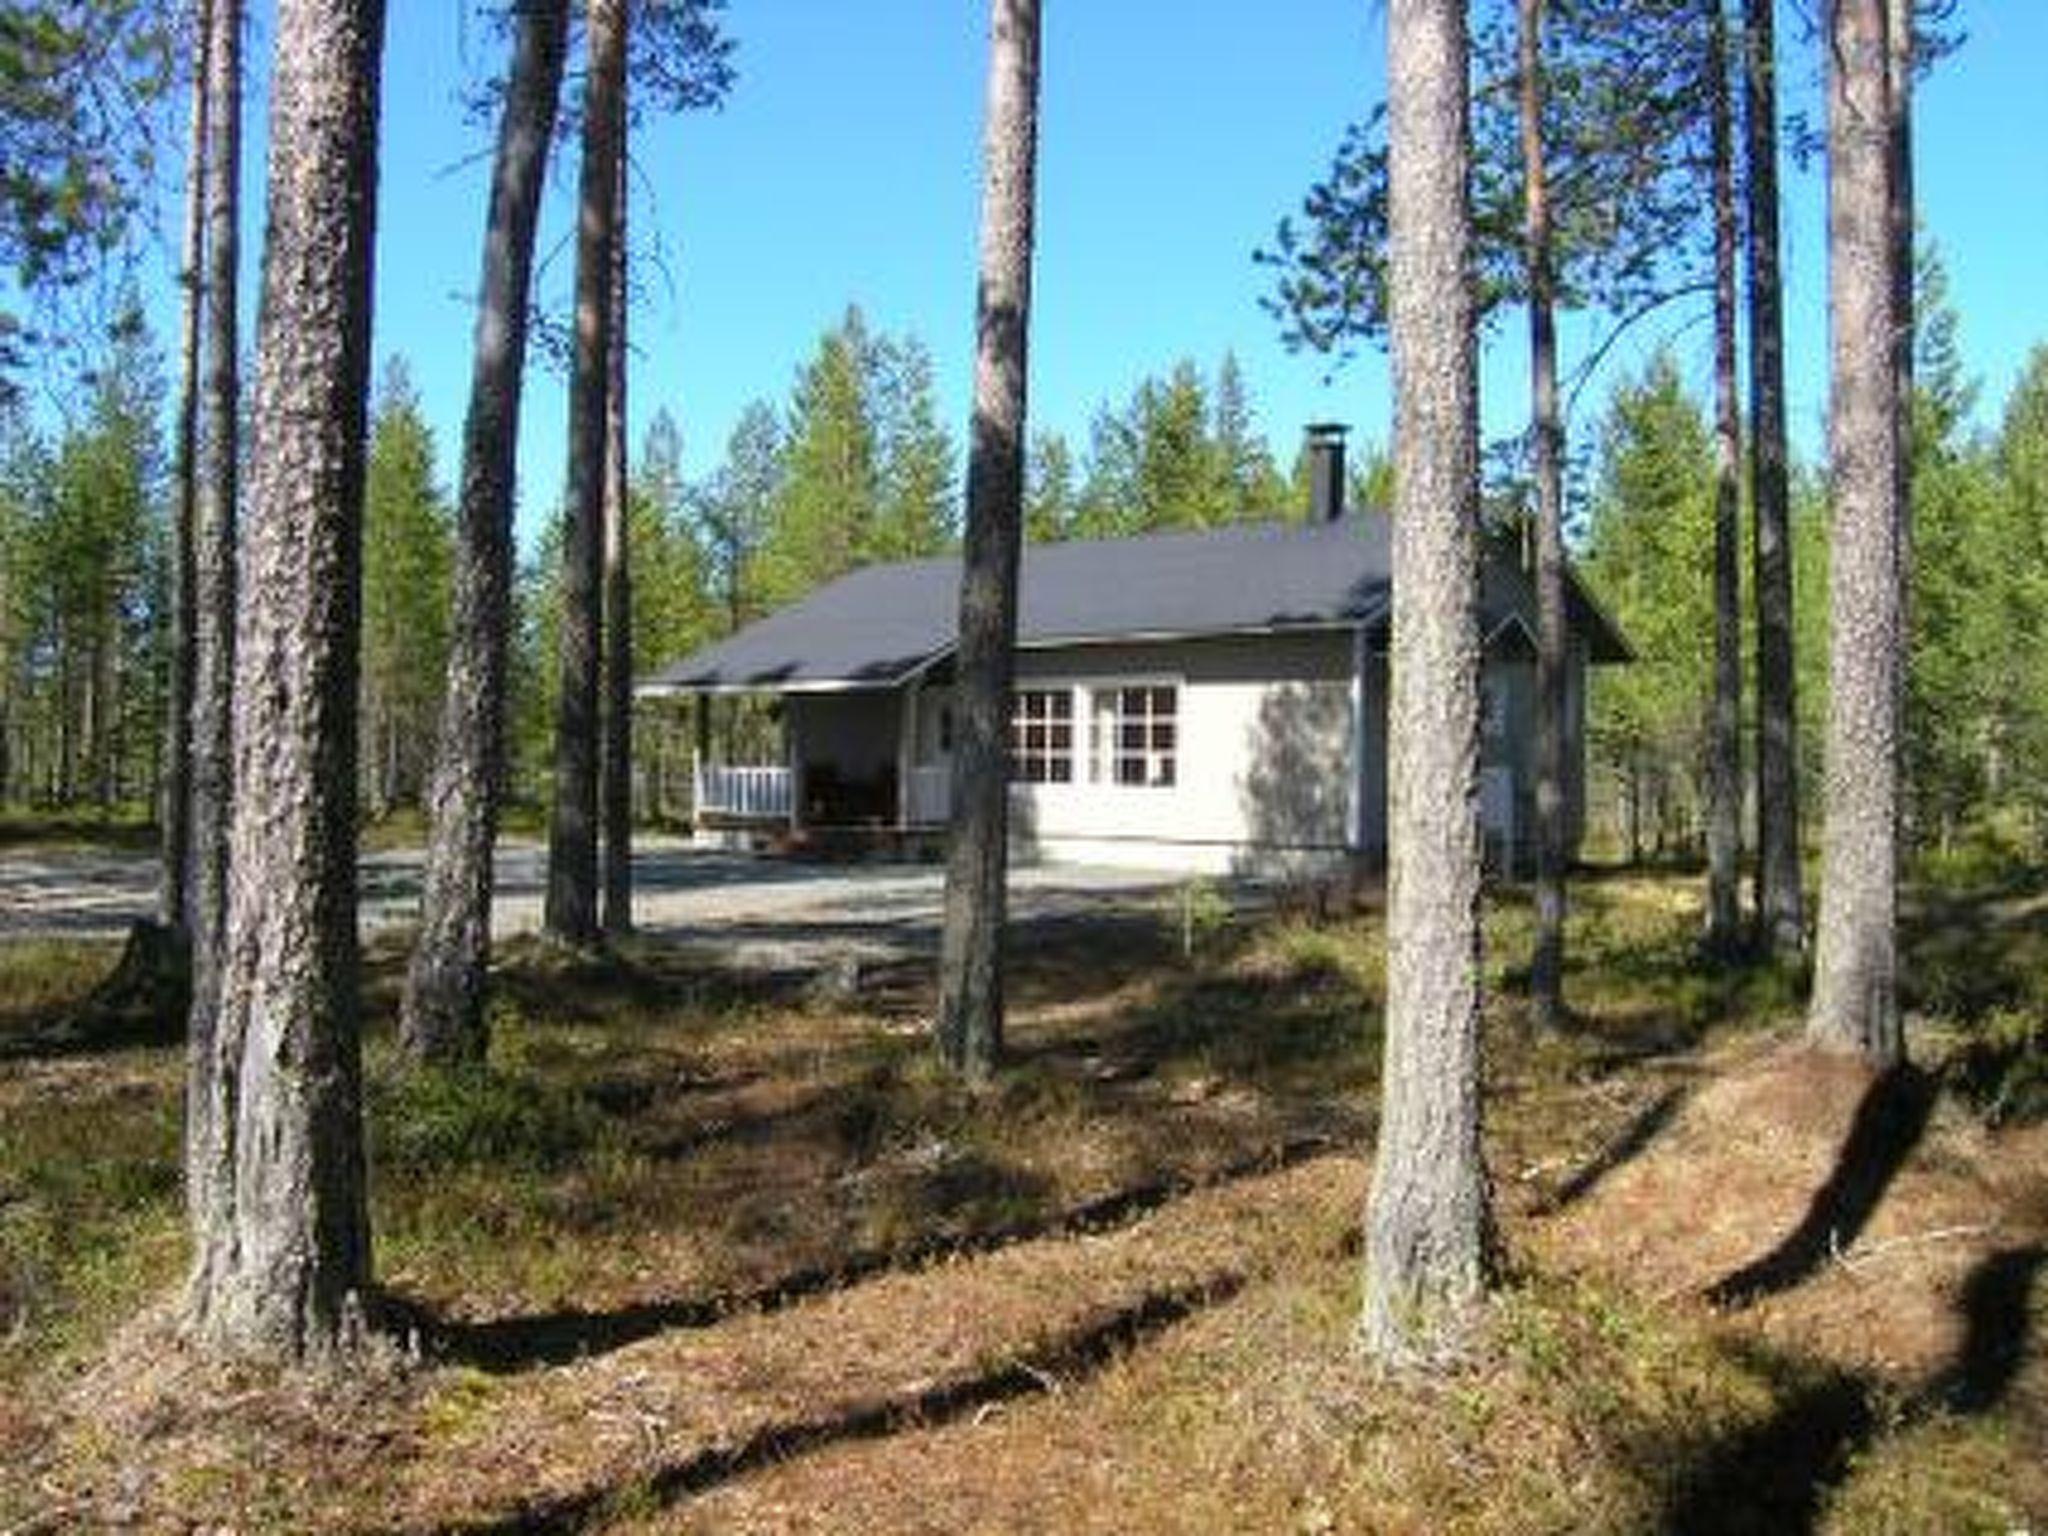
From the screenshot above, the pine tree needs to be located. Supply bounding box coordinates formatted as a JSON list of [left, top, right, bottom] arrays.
[[1361, 0, 1496, 1369], [359, 360, 453, 817], [1746, 0, 1805, 955], [601, 93, 632, 937], [692, 400, 781, 632], [184, 0, 384, 1359], [160, 0, 210, 929], [936, 0, 1041, 1081], [544, 0, 627, 947], [1807, 0, 1905, 1066], [1023, 430, 1076, 541], [1212, 353, 1288, 514], [1519, 0, 1570, 1029], [1705, 0, 1745, 950], [1583, 353, 1720, 858], [402, 0, 569, 1063], [185, 0, 242, 1261], [755, 308, 884, 606], [0, 0, 178, 389]]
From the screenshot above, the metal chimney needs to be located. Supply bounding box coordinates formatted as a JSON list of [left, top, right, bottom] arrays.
[[1305, 422, 1348, 523]]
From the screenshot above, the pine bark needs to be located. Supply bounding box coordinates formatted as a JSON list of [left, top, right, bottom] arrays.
[[1886, 0, 1913, 752], [1745, 0, 1805, 954], [1520, 0, 1568, 1030], [1707, 0, 1746, 951], [1808, 0, 1903, 1066], [1361, 0, 1496, 1368], [544, 0, 625, 948], [936, 0, 1041, 1081], [183, 0, 241, 1294], [185, 0, 385, 1357], [401, 0, 570, 1063], [159, 0, 208, 932], [601, 121, 633, 938]]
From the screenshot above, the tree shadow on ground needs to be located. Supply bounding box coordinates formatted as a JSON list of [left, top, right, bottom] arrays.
[[1655, 1343, 1879, 1536], [1538, 1084, 1689, 1214], [1703, 1066, 1939, 1309], [433, 1273, 1246, 1536], [1654, 1238, 2044, 1534], [392, 1138, 1332, 1374], [1932, 1243, 2045, 1413], [1009, 958, 1375, 1100]]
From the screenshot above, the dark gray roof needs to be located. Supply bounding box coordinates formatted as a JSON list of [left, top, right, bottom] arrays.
[[642, 514, 1627, 693]]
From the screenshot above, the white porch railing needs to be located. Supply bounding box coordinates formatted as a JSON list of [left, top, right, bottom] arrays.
[[693, 757, 793, 821], [905, 763, 951, 826]]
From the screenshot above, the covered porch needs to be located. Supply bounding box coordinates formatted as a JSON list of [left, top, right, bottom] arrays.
[[678, 679, 956, 842]]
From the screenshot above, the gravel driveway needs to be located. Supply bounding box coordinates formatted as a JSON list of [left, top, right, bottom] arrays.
[[1, 836, 1194, 966]]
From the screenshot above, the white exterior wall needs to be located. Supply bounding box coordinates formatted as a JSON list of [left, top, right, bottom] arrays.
[[772, 624, 1589, 875], [1005, 631, 1360, 875]]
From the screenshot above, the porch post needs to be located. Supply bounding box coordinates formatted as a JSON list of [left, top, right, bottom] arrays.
[[785, 702, 803, 835], [897, 680, 918, 831]]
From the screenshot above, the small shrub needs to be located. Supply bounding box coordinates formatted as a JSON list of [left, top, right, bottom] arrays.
[[371, 1064, 605, 1173], [1946, 1006, 2048, 1126]]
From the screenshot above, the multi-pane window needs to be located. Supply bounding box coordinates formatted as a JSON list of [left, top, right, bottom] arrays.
[[1090, 685, 1177, 787], [1009, 688, 1074, 783]]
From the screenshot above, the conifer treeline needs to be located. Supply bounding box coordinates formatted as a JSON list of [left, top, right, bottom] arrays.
[[1583, 273, 2048, 863]]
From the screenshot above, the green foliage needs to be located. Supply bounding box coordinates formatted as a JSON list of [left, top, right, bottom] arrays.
[[360, 358, 454, 815], [371, 1061, 605, 1173], [751, 306, 957, 609], [0, 310, 166, 808], [1902, 258, 2048, 853], [0, 0, 179, 391], [1023, 428, 1078, 542], [688, 397, 782, 630], [1072, 354, 1296, 537], [871, 335, 955, 562], [630, 408, 714, 673], [1259, 0, 1707, 367], [1582, 352, 1718, 848]]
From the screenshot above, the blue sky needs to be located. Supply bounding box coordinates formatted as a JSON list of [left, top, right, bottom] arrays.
[[154, 1, 2048, 548]]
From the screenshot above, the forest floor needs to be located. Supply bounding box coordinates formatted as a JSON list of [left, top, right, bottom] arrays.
[[0, 862, 2043, 1532]]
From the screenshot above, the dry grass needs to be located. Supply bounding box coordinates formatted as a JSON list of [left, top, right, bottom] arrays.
[[0, 863, 2042, 1532]]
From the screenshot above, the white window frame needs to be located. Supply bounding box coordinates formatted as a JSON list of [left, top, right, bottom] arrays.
[[1083, 676, 1181, 790], [1008, 686, 1076, 784]]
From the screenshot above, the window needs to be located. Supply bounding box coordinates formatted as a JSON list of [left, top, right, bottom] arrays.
[[1009, 688, 1073, 783], [1090, 684, 1177, 788]]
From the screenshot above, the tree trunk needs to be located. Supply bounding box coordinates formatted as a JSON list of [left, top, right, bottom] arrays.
[[1808, 0, 1903, 1067], [1361, 0, 1496, 1369], [544, 0, 625, 948], [1745, 0, 1805, 955], [1706, 0, 1745, 952], [1520, 0, 1568, 1030], [184, 0, 242, 1302], [1887, 0, 1913, 800], [935, 0, 1041, 1082], [163, 7, 202, 932], [601, 114, 633, 938], [184, 0, 384, 1358], [401, 0, 568, 1064]]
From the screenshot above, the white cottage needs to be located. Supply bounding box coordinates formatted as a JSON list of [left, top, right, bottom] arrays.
[[639, 440, 1628, 876]]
